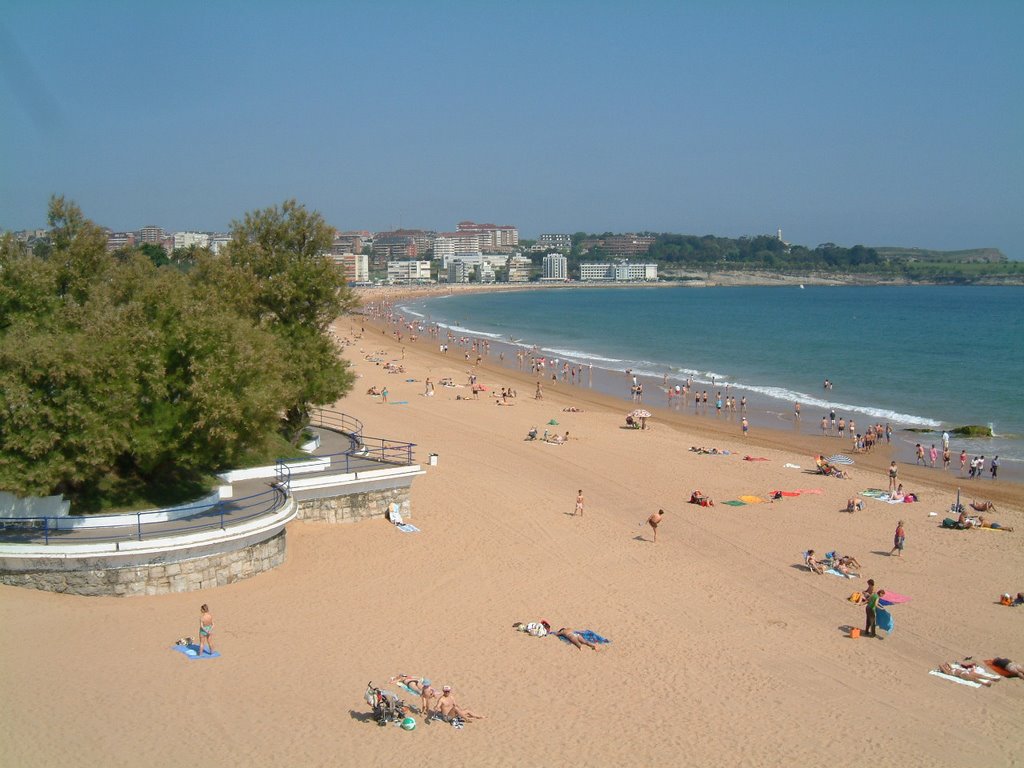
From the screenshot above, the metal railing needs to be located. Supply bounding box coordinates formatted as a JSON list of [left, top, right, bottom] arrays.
[[0, 486, 287, 545]]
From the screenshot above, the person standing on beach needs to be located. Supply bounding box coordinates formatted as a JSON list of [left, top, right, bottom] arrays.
[[960, 449, 968, 473], [887, 461, 898, 493], [890, 521, 905, 558], [198, 604, 215, 656], [381, 386, 388, 404], [794, 401, 801, 420], [991, 456, 999, 479], [829, 409, 836, 434], [864, 587, 882, 638], [741, 417, 749, 437], [535, 381, 543, 400], [942, 447, 951, 470], [821, 416, 828, 436], [574, 490, 584, 517], [642, 509, 665, 543], [929, 444, 938, 468], [885, 423, 892, 443]]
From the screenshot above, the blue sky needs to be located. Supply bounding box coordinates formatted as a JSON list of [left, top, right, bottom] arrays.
[[2, 1, 1022, 256]]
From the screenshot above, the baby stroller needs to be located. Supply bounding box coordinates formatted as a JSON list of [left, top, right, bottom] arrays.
[[365, 682, 407, 727]]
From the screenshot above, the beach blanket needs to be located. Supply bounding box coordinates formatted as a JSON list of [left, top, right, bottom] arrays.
[[783, 463, 801, 469], [739, 495, 766, 504], [860, 490, 904, 504], [793, 488, 823, 495], [554, 629, 610, 645], [826, 568, 859, 579], [390, 401, 409, 405], [722, 500, 746, 506], [396, 523, 420, 533], [880, 591, 910, 606], [398, 682, 422, 697], [743, 456, 769, 462], [984, 660, 1016, 678], [779, 491, 801, 497], [876, 608, 894, 633], [929, 670, 984, 688], [171, 644, 221, 660]]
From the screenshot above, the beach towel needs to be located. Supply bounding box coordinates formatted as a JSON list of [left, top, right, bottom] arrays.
[[743, 456, 769, 462], [826, 568, 859, 579], [928, 670, 984, 688], [860, 489, 888, 499], [793, 488, 823, 495], [880, 591, 910, 606], [876, 608, 894, 633], [954, 663, 1000, 681], [779, 491, 801, 497], [783, 463, 801, 469], [739, 495, 765, 504], [398, 682, 422, 697], [171, 644, 221, 660], [722, 500, 746, 506], [390, 401, 409, 405], [396, 523, 420, 533]]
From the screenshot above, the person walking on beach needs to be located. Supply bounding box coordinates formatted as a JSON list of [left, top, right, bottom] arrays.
[[960, 449, 968, 473], [198, 604, 215, 656], [942, 447, 951, 470], [890, 521, 905, 558], [991, 456, 999, 479], [574, 490, 584, 517], [641, 509, 665, 543], [535, 381, 543, 400], [381, 386, 388, 404], [929, 444, 938, 468], [915, 443, 925, 465], [888, 461, 898, 493], [741, 417, 749, 436]]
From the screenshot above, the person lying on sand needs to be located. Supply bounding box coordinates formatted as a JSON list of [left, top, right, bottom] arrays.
[[513, 620, 551, 637], [562, 406, 584, 412], [804, 550, 826, 575], [837, 554, 863, 570], [556, 628, 601, 650], [366, 386, 381, 396], [689, 490, 713, 506], [990, 658, 1024, 679], [938, 662, 997, 686], [977, 516, 1014, 532], [971, 500, 997, 512]]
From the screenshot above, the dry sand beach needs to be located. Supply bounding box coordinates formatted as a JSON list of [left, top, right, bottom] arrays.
[[2, 310, 1023, 768]]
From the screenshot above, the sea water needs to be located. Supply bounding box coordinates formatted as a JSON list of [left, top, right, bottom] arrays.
[[399, 285, 1023, 473]]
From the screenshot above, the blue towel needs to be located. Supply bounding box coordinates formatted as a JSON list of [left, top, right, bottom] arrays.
[[171, 644, 221, 660], [397, 682, 420, 696], [397, 523, 420, 533], [876, 608, 894, 633]]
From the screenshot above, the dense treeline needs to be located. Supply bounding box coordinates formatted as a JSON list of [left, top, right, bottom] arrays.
[[560, 233, 1023, 281], [0, 197, 355, 509]]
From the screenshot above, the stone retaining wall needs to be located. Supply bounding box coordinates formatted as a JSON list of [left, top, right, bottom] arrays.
[[0, 530, 286, 597], [296, 486, 411, 524]]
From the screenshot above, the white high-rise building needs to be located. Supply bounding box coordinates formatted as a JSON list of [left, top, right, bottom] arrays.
[[542, 253, 568, 281], [387, 260, 432, 282], [173, 231, 210, 250]]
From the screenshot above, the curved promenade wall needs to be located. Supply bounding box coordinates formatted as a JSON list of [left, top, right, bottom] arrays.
[[0, 500, 294, 596]]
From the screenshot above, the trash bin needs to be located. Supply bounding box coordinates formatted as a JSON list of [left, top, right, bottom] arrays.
[[428, 453, 438, 466]]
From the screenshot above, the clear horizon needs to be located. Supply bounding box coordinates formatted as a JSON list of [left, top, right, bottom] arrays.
[[2, 2, 1021, 258]]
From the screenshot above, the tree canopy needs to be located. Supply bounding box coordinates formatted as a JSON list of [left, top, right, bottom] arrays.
[[0, 197, 355, 507]]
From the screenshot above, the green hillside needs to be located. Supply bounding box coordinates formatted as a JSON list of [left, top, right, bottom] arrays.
[[872, 247, 1006, 263]]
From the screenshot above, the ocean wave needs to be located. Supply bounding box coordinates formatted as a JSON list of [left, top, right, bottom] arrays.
[[399, 307, 425, 318], [541, 347, 624, 364], [434, 321, 503, 339], [730, 385, 941, 429]]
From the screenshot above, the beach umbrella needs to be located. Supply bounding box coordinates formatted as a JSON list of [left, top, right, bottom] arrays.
[[826, 454, 854, 465], [548, 419, 559, 425], [630, 409, 652, 419]]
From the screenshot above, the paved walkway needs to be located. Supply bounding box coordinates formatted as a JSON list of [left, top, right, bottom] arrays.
[[0, 427, 403, 546]]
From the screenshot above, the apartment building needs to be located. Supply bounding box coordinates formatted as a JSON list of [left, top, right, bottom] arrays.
[[456, 220, 518, 250], [335, 252, 369, 283], [538, 233, 572, 250], [138, 225, 165, 244], [506, 254, 533, 283], [387, 259, 432, 283], [579, 261, 658, 281], [105, 231, 135, 252], [173, 231, 210, 250], [542, 253, 568, 281]]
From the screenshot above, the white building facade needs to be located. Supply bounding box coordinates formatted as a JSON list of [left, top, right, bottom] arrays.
[[579, 261, 658, 282], [542, 253, 568, 281], [387, 260, 432, 282], [172, 231, 210, 250]]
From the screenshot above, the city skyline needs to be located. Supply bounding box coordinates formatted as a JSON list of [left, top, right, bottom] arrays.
[[2, 2, 1022, 257]]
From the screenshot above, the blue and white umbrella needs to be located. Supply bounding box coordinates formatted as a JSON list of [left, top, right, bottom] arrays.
[[826, 454, 855, 465]]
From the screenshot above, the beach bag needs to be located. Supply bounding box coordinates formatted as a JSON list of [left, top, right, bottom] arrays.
[[849, 592, 863, 604], [941, 518, 958, 529]]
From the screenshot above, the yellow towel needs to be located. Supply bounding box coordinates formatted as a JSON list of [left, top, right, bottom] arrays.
[[739, 495, 765, 504]]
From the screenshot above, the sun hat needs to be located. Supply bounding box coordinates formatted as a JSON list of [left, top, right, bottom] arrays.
[[422, 678, 431, 687], [443, 685, 451, 692]]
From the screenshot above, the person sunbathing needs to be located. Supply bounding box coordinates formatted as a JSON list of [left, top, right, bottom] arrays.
[[990, 658, 1024, 679], [977, 516, 1014, 532], [938, 662, 996, 686], [562, 406, 583, 412], [513, 620, 550, 637], [689, 490, 713, 506], [804, 550, 826, 575], [435, 686, 486, 721], [526, 427, 538, 441], [366, 386, 381, 396], [971, 500, 997, 512], [556, 628, 600, 651], [837, 554, 863, 570]]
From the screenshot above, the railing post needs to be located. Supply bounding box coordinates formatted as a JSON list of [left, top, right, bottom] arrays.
[[137, 512, 143, 541], [43, 516, 49, 545], [220, 504, 225, 530]]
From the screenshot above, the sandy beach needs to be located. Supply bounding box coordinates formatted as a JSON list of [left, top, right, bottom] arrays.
[[2, 311, 1022, 768]]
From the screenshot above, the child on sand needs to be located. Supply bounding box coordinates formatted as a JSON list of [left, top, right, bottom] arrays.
[[641, 509, 665, 543]]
